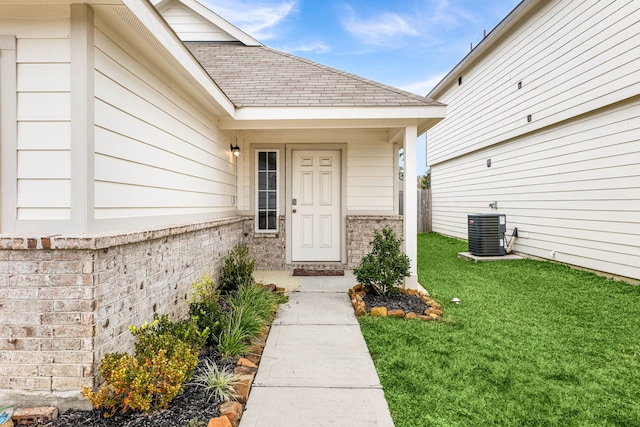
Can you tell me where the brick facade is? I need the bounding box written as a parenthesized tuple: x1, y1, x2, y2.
(347, 215, 404, 268)
(0, 217, 245, 410)
(0, 214, 402, 409)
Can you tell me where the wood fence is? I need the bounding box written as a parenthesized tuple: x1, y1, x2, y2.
(399, 189, 432, 233)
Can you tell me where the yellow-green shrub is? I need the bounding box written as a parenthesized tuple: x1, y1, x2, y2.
(82, 316, 204, 418)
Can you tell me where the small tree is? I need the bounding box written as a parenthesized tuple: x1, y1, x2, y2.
(219, 244, 255, 293)
(353, 227, 410, 297)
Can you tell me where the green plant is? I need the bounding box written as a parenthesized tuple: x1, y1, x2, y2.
(353, 227, 410, 297)
(82, 341, 198, 417)
(216, 311, 251, 362)
(219, 244, 256, 293)
(189, 274, 224, 343)
(82, 316, 205, 418)
(191, 359, 240, 403)
(187, 418, 206, 427)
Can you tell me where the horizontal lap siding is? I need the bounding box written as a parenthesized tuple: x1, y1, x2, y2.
(93, 24, 234, 220)
(428, 0, 640, 165)
(13, 19, 71, 220)
(347, 142, 395, 210)
(162, 4, 235, 42)
(431, 98, 640, 279)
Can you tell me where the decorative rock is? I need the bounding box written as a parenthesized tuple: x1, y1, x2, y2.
(276, 287, 286, 293)
(353, 284, 364, 292)
(244, 352, 261, 365)
(355, 291, 367, 298)
(354, 294, 364, 302)
(234, 365, 257, 376)
(432, 309, 443, 316)
(219, 401, 244, 427)
(233, 374, 255, 404)
(387, 309, 405, 318)
(348, 288, 354, 297)
(237, 358, 258, 369)
(355, 303, 367, 317)
(430, 302, 442, 310)
(208, 415, 233, 427)
(405, 312, 417, 319)
(417, 315, 432, 321)
(370, 306, 388, 317)
(424, 308, 432, 316)
(429, 313, 439, 320)
(405, 289, 418, 296)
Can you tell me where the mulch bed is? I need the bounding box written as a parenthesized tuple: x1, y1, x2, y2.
(44, 347, 231, 427)
(292, 269, 344, 276)
(362, 292, 428, 314)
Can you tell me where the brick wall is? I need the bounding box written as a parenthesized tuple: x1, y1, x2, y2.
(347, 215, 404, 268)
(0, 217, 245, 410)
(243, 216, 286, 269)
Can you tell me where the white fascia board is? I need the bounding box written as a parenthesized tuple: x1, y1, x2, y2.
(219, 105, 446, 131)
(232, 105, 446, 121)
(121, 0, 236, 116)
(176, 0, 262, 46)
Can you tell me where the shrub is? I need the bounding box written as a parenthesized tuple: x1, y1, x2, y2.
(353, 227, 410, 297)
(82, 316, 205, 418)
(219, 244, 255, 293)
(189, 274, 224, 344)
(216, 310, 251, 362)
(191, 359, 240, 403)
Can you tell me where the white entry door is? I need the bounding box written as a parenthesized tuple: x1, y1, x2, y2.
(291, 150, 341, 262)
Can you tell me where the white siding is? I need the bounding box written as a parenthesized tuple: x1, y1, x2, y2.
(10, 16, 72, 220)
(431, 98, 640, 280)
(241, 129, 396, 213)
(161, 4, 236, 42)
(428, 0, 640, 165)
(93, 22, 236, 221)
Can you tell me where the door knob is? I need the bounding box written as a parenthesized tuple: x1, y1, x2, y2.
(292, 209, 297, 213)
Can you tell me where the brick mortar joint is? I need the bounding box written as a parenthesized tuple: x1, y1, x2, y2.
(0, 216, 252, 251)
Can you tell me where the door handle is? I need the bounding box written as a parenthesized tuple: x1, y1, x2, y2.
(292, 209, 297, 213)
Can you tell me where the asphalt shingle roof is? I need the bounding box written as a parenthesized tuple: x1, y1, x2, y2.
(185, 42, 444, 108)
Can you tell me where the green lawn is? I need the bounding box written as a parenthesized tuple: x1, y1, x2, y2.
(359, 233, 640, 427)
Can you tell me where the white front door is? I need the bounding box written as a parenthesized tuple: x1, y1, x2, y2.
(291, 150, 341, 262)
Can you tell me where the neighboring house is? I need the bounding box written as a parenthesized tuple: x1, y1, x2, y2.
(426, 0, 639, 281)
(0, 0, 445, 407)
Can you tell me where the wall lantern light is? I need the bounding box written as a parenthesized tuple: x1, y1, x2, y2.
(230, 144, 241, 157)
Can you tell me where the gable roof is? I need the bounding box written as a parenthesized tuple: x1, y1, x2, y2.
(186, 42, 443, 109)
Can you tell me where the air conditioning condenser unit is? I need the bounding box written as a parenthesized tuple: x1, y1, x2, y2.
(467, 214, 506, 256)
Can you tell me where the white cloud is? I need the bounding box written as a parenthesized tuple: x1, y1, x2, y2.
(279, 41, 331, 54)
(340, 4, 419, 46)
(398, 73, 447, 96)
(201, 0, 298, 41)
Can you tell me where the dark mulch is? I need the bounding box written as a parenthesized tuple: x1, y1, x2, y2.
(44, 347, 231, 427)
(292, 269, 344, 276)
(362, 292, 428, 314)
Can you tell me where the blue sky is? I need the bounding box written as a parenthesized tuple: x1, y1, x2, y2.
(200, 0, 522, 173)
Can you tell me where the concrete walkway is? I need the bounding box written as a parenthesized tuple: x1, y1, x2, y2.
(240, 271, 395, 427)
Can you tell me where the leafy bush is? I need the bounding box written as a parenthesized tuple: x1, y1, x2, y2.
(189, 274, 224, 344)
(219, 244, 255, 293)
(191, 359, 240, 402)
(353, 227, 410, 297)
(82, 316, 205, 418)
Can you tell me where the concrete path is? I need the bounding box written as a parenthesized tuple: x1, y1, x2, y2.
(240, 271, 395, 427)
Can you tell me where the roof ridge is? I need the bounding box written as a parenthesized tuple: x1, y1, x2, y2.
(261, 46, 438, 104)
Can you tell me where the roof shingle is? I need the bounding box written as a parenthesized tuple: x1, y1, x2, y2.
(186, 43, 444, 108)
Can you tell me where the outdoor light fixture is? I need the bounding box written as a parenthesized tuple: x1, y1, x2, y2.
(230, 144, 241, 157)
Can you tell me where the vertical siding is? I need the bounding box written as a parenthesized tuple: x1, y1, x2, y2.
(161, 4, 236, 42)
(428, 0, 640, 165)
(431, 98, 640, 279)
(13, 24, 72, 220)
(93, 22, 236, 221)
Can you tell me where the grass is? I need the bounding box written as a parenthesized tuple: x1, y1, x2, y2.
(359, 233, 640, 427)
